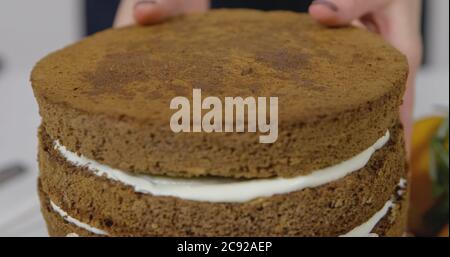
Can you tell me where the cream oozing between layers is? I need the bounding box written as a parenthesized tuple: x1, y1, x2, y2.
(341, 178, 407, 237)
(53, 131, 390, 203)
(50, 201, 108, 236)
(50, 177, 406, 237)
(50, 130, 402, 237)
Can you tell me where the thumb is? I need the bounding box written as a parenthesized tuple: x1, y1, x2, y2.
(134, 0, 181, 25)
(309, 0, 391, 26)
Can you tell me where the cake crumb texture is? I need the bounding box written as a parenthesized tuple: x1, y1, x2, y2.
(38, 123, 407, 236)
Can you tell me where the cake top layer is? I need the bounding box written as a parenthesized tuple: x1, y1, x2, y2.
(31, 9, 407, 125)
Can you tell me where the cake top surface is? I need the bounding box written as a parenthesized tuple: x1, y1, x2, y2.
(31, 9, 407, 124)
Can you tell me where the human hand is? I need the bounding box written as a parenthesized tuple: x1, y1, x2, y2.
(309, 0, 423, 154)
(114, 0, 208, 27)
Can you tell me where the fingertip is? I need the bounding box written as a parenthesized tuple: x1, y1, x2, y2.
(134, 1, 165, 25)
(309, 4, 344, 27)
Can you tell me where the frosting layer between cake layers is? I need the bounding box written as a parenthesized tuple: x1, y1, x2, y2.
(48, 176, 406, 237)
(53, 131, 390, 203)
(43, 130, 406, 237)
(39, 123, 407, 236)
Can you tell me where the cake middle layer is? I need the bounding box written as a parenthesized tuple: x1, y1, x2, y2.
(38, 123, 406, 236)
(52, 131, 390, 203)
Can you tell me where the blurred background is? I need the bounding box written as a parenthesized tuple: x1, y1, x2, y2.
(0, 0, 448, 237)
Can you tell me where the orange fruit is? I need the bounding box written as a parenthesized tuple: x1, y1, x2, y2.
(438, 224, 449, 237)
(408, 117, 444, 235)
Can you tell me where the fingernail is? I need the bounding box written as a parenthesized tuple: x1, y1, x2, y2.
(364, 21, 379, 34)
(135, 0, 158, 8)
(311, 0, 339, 12)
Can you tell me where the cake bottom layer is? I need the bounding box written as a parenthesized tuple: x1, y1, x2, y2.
(38, 124, 408, 236)
(39, 182, 408, 237)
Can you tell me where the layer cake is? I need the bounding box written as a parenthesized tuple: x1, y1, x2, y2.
(31, 9, 409, 237)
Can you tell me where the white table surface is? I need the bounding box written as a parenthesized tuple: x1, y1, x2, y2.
(0, 66, 448, 237)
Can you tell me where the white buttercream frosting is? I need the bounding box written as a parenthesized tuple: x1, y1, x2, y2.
(340, 178, 407, 237)
(340, 200, 394, 237)
(51, 178, 404, 238)
(397, 178, 407, 197)
(53, 131, 390, 203)
(50, 201, 108, 236)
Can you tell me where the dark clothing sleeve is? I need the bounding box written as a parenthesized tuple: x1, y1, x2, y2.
(85, 0, 312, 35)
(211, 0, 313, 12)
(85, 0, 121, 36)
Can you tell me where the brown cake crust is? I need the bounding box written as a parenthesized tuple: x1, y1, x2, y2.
(31, 10, 408, 178)
(38, 124, 407, 237)
(39, 185, 408, 237)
